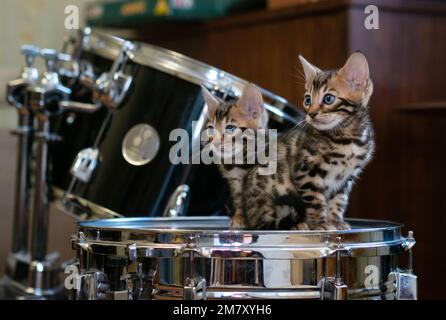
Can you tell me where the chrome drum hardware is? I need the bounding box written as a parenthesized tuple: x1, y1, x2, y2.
(70, 217, 417, 300)
(3, 43, 81, 299)
(70, 148, 100, 183)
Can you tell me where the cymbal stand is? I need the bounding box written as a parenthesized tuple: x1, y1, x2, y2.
(2, 46, 73, 299)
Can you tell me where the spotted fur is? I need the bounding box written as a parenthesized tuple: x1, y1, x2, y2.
(242, 52, 375, 230)
(201, 84, 268, 228)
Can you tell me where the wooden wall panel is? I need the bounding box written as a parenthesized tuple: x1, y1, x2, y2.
(119, 0, 446, 298)
(133, 10, 349, 105)
(347, 6, 446, 299)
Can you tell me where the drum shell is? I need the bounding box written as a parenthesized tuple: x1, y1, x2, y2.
(67, 62, 217, 216)
(152, 254, 399, 300)
(65, 61, 298, 217)
(74, 245, 401, 300)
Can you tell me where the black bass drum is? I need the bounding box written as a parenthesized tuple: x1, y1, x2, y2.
(54, 28, 302, 219)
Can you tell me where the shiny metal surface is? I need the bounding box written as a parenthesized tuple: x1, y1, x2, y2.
(7, 44, 41, 254)
(30, 116, 51, 261)
(72, 217, 416, 300)
(10, 111, 33, 254)
(387, 270, 417, 300)
(75, 217, 404, 258)
(70, 147, 99, 183)
(4, 44, 72, 299)
(162, 184, 190, 217)
(4, 251, 63, 297)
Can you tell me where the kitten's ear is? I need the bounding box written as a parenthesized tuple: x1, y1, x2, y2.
(298, 55, 321, 82)
(238, 83, 264, 120)
(338, 52, 370, 91)
(201, 86, 220, 117)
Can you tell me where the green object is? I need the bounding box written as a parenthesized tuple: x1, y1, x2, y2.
(86, 0, 265, 26)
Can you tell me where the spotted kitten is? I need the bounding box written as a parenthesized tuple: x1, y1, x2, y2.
(243, 52, 375, 230)
(202, 84, 268, 228)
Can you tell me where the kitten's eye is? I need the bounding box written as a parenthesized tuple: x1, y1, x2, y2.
(303, 95, 312, 107)
(225, 125, 237, 134)
(206, 125, 215, 135)
(323, 94, 336, 105)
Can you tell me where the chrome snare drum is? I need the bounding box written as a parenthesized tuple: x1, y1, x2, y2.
(70, 217, 417, 300)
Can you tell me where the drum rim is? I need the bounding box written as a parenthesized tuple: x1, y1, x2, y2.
(74, 216, 406, 258)
(76, 216, 403, 235)
(78, 27, 300, 123)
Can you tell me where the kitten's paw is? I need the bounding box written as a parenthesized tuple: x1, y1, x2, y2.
(295, 223, 310, 230)
(229, 215, 246, 229)
(332, 221, 351, 230)
(310, 222, 337, 231)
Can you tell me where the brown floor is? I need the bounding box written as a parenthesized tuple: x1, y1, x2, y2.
(0, 128, 75, 276)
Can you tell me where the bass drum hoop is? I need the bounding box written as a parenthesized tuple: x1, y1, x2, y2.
(80, 27, 299, 124)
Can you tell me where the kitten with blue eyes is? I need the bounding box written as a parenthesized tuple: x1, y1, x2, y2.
(242, 52, 375, 230)
(201, 84, 268, 228)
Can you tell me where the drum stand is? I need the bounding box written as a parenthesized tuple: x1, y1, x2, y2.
(1, 46, 73, 299)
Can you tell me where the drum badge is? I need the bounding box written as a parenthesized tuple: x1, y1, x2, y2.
(122, 124, 160, 166)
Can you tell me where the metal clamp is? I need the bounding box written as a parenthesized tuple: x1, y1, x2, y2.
(387, 269, 417, 300)
(70, 147, 100, 183)
(7, 45, 41, 109)
(387, 231, 417, 300)
(21, 45, 40, 82)
(39, 48, 72, 97)
(73, 270, 109, 300)
(183, 276, 207, 300)
(58, 60, 102, 114)
(91, 41, 134, 109)
(322, 236, 349, 300)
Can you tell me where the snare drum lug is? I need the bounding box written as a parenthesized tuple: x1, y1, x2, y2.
(183, 276, 207, 300)
(127, 243, 137, 261)
(74, 271, 109, 300)
(322, 277, 348, 300)
(76, 232, 91, 252)
(387, 269, 418, 300)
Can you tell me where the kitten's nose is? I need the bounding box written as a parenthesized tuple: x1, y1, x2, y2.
(308, 110, 318, 118)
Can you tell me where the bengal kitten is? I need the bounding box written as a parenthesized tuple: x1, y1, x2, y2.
(243, 52, 375, 230)
(201, 84, 268, 228)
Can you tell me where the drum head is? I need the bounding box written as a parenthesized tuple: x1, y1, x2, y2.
(78, 216, 400, 233)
